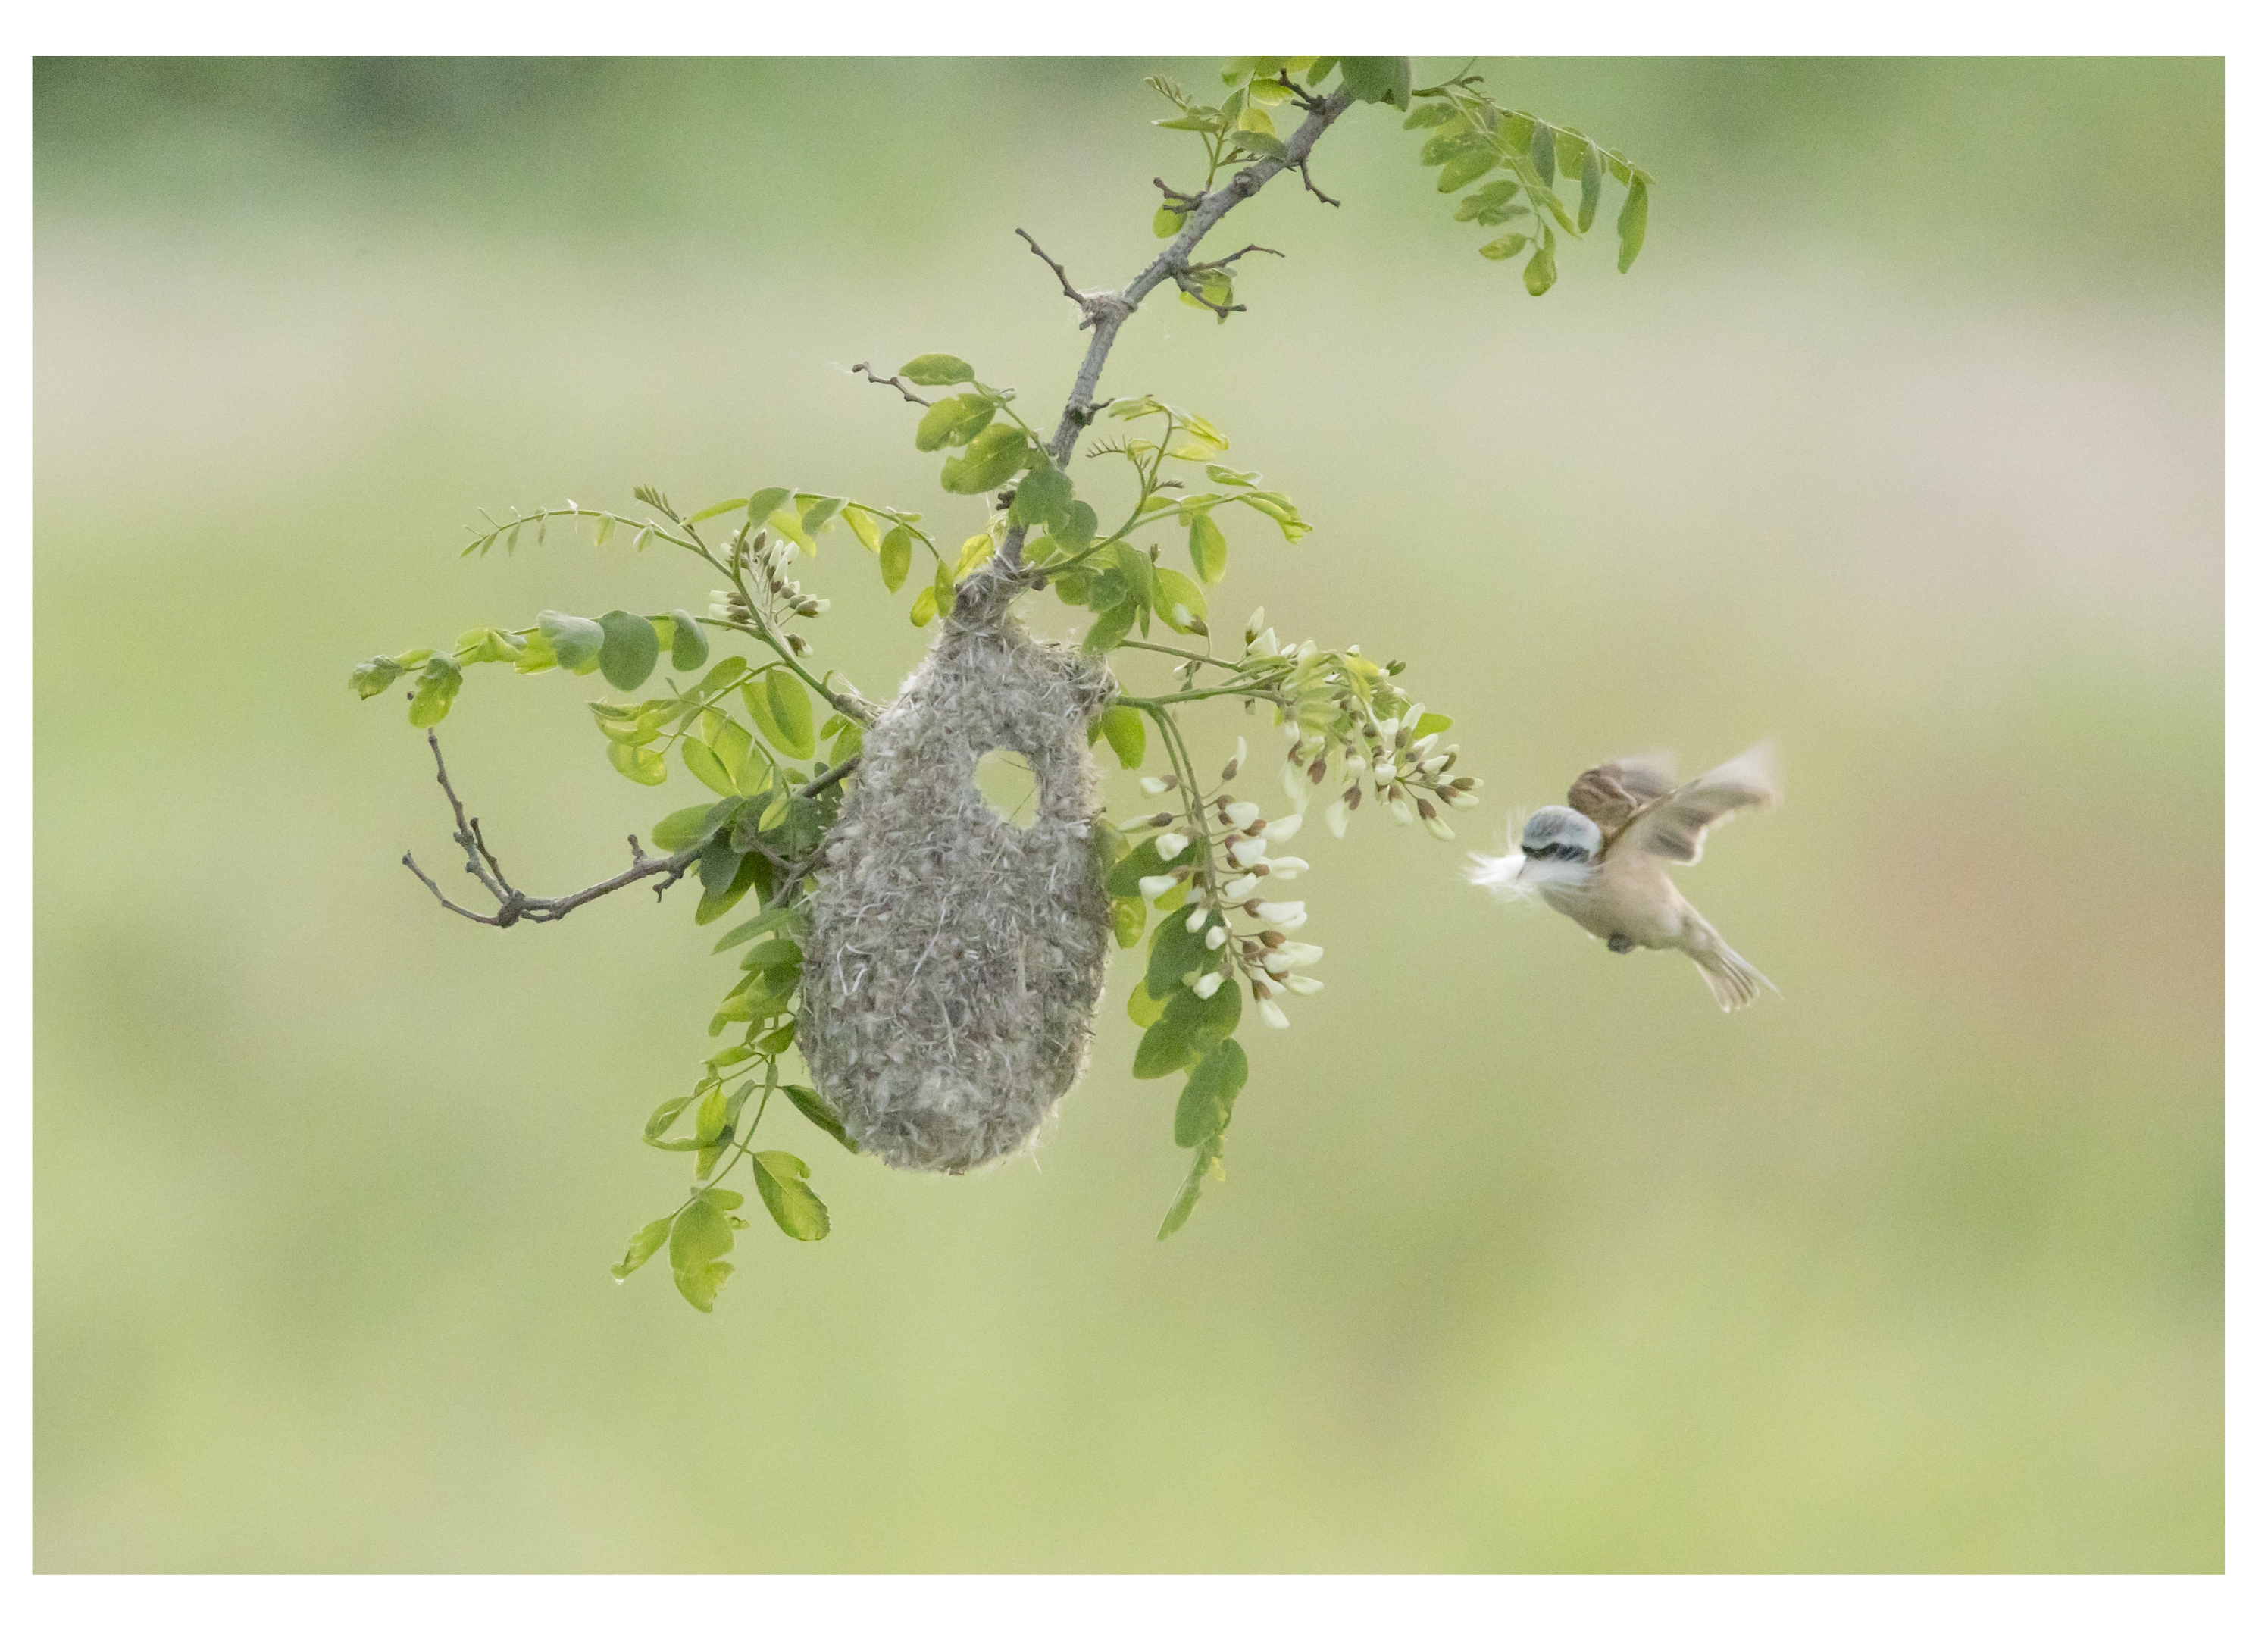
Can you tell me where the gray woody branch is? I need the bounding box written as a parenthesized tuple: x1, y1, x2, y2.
(957, 83, 1358, 619)
(402, 729, 856, 928)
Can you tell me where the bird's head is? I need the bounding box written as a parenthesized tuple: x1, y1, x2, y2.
(1519, 806, 1603, 865)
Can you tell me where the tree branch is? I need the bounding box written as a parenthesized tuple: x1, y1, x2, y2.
(402, 730, 702, 926)
(959, 84, 1357, 618)
(401, 732, 865, 928)
(849, 362, 931, 406)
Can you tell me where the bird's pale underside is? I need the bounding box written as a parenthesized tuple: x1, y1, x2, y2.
(1467, 743, 1781, 1011)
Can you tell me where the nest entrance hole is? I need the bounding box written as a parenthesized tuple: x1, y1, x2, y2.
(973, 747, 1041, 830)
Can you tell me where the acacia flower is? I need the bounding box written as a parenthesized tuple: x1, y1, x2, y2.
(1283, 975, 1325, 996)
(1262, 812, 1303, 841)
(1154, 831, 1190, 862)
(1203, 924, 1228, 950)
(1265, 855, 1309, 878)
(1137, 874, 1177, 901)
(1254, 900, 1306, 926)
(1258, 999, 1290, 1029)
(1226, 836, 1268, 869)
(1190, 972, 1225, 1000)
(1223, 800, 1260, 828)
(1185, 905, 1209, 934)
(1140, 775, 1176, 796)
(1217, 874, 1260, 903)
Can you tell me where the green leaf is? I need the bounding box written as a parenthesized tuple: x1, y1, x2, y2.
(746, 669, 815, 758)
(900, 353, 975, 386)
(1153, 568, 1207, 634)
(712, 913, 799, 959)
(1578, 142, 1604, 233)
(1174, 1038, 1249, 1148)
(1161, 1142, 1215, 1233)
(1419, 129, 1484, 167)
(1128, 975, 1167, 1026)
(1528, 121, 1557, 187)
(880, 527, 913, 593)
(1437, 150, 1496, 193)
(784, 1085, 859, 1153)
(1082, 599, 1136, 656)
(1132, 981, 1241, 1080)
(669, 611, 710, 671)
(799, 495, 843, 536)
(1153, 205, 1184, 239)
(1099, 704, 1146, 770)
(643, 1095, 693, 1141)
(1009, 462, 1074, 531)
(1054, 500, 1098, 554)
(611, 1216, 673, 1282)
(745, 487, 793, 528)
(1339, 57, 1411, 111)
(608, 740, 668, 784)
(684, 655, 750, 702)
(694, 848, 767, 928)
(909, 586, 939, 627)
(350, 655, 404, 699)
(1524, 231, 1559, 297)
(1106, 837, 1168, 899)
(1479, 233, 1528, 261)
(1403, 102, 1459, 130)
(407, 654, 463, 727)
(537, 611, 605, 673)
(844, 506, 885, 552)
(1616, 175, 1649, 273)
(668, 1196, 735, 1311)
(1230, 129, 1286, 160)
(1133, 1012, 1198, 1080)
(597, 609, 660, 692)
(653, 798, 737, 854)
(914, 393, 995, 452)
(1144, 905, 1214, 1000)
(752, 1151, 831, 1241)
(681, 737, 739, 797)
(456, 626, 525, 665)
(940, 423, 1031, 495)
(1187, 512, 1228, 584)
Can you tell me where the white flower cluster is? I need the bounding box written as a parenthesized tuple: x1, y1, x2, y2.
(1131, 737, 1324, 1031)
(1237, 608, 1482, 842)
(709, 528, 831, 654)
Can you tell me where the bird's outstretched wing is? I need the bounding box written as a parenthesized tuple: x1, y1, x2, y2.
(1620, 742, 1780, 865)
(1567, 753, 1678, 834)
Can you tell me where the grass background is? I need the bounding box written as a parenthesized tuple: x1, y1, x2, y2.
(33, 57, 2223, 1570)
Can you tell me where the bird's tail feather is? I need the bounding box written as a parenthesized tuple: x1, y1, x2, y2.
(1686, 927, 1778, 1013)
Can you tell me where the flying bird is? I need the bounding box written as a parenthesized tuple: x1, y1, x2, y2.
(1467, 743, 1782, 1011)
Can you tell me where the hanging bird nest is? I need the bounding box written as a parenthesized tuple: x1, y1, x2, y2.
(798, 602, 1118, 1172)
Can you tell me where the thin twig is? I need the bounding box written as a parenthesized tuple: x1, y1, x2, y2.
(1297, 160, 1341, 208)
(1274, 70, 1325, 114)
(1015, 229, 1082, 305)
(1152, 177, 1201, 213)
(849, 362, 931, 407)
(404, 730, 700, 927)
(1200, 244, 1284, 270)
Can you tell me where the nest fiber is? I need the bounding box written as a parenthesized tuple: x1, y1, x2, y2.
(801, 611, 1116, 1172)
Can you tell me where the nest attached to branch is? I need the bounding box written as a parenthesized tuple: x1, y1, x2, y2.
(799, 606, 1117, 1172)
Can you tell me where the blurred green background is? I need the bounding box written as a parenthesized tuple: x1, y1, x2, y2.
(33, 58, 2223, 1571)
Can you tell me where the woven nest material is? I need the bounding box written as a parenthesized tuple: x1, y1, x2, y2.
(800, 609, 1117, 1172)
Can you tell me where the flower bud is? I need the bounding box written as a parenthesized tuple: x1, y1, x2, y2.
(1137, 875, 1176, 901)
(1224, 801, 1259, 827)
(1191, 972, 1224, 1000)
(1424, 812, 1456, 841)
(1186, 905, 1209, 934)
(1262, 812, 1303, 842)
(1154, 831, 1190, 862)
(1283, 975, 1324, 996)
(1203, 924, 1228, 950)
(1140, 775, 1178, 796)
(1258, 999, 1290, 1029)
(1254, 900, 1306, 925)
